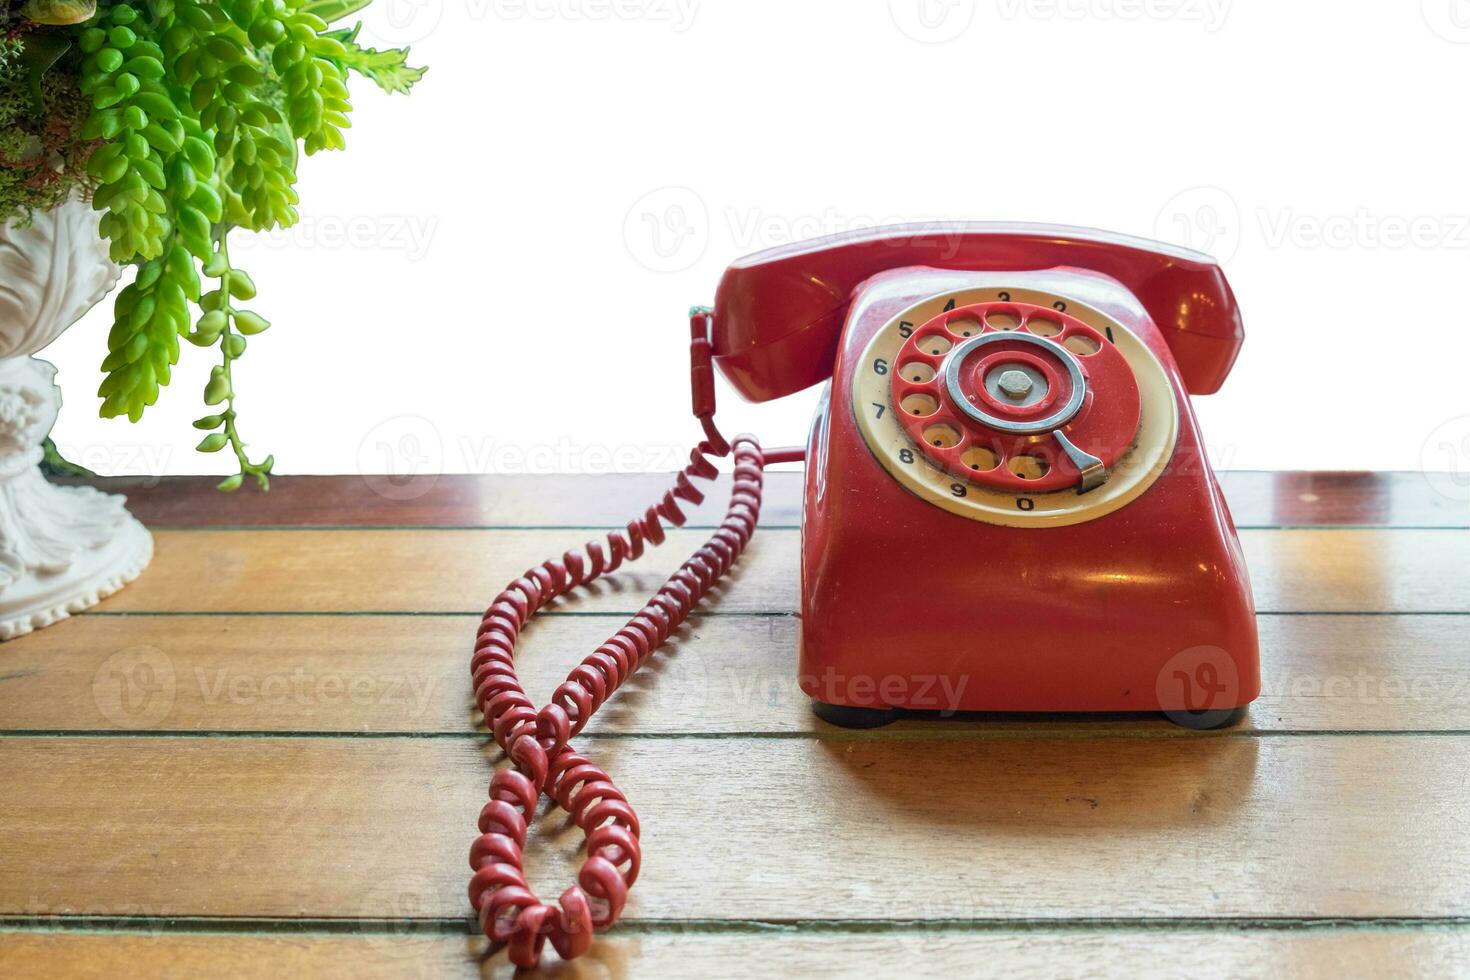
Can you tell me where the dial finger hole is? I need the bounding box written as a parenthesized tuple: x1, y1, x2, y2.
(901, 361, 936, 384)
(947, 315, 982, 338)
(919, 333, 953, 356)
(1007, 453, 1051, 481)
(1063, 333, 1102, 356)
(901, 393, 939, 417)
(922, 423, 961, 449)
(1025, 315, 1063, 337)
(985, 309, 1023, 331)
(960, 446, 1000, 472)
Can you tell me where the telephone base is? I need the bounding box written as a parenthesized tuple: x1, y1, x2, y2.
(810, 702, 1249, 731)
(810, 701, 900, 730)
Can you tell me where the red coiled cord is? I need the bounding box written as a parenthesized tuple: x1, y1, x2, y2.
(466, 433, 769, 967)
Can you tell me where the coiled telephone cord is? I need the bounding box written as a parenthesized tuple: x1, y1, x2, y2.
(466, 431, 773, 967)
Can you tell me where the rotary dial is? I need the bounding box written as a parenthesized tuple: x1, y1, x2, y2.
(851, 286, 1178, 528)
(889, 301, 1141, 494)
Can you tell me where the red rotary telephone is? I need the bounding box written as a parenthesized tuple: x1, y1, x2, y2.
(466, 223, 1259, 966)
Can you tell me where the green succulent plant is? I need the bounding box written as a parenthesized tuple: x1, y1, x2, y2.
(2, 0, 422, 489)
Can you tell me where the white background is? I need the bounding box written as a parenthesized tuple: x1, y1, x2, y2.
(43, 0, 1470, 481)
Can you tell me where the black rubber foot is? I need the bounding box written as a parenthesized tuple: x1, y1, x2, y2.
(1164, 705, 1248, 730)
(811, 701, 899, 729)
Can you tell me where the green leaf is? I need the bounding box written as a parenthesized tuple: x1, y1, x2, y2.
(227, 270, 256, 299)
(203, 372, 231, 405)
(301, 0, 375, 23)
(327, 36, 426, 96)
(196, 432, 228, 452)
(217, 473, 244, 492)
(193, 414, 225, 430)
(233, 310, 270, 334)
(197, 309, 228, 336)
(19, 0, 96, 25)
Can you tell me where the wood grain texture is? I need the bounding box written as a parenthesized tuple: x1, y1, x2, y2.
(92, 528, 1470, 615)
(8, 472, 1465, 977)
(79, 471, 1470, 529)
(4, 929, 1469, 980)
(3, 736, 1469, 921)
(1, 613, 1466, 734)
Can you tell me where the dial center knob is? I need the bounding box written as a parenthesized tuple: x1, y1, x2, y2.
(994, 368, 1037, 401)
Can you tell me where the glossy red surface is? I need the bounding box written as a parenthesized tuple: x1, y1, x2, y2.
(711, 222, 1244, 400)
(797, 266, 1259, 716)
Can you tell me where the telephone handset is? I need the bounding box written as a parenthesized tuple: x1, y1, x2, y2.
(466, 223, 1259, 967)
(710, 221, 1243, 401)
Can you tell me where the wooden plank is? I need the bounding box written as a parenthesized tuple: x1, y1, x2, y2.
(2, 736, 1468, 921)
(1243, 529, 1469, 615)
(2, 613, 1467, 734)
(79, 471, 1470, 530)
(92, 528, 1470, 615)
(4, 929, 1469, 980)
(74, 473, 808, 529)
(1219, 470, 1468, 529)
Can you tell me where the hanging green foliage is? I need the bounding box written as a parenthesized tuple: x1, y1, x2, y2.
(2, 0, 423, 488)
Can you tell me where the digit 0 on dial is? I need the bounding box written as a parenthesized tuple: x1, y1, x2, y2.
(853, 287, 1179, 527)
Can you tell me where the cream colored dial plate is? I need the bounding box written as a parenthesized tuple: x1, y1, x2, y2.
(851, 286, 1179, 528)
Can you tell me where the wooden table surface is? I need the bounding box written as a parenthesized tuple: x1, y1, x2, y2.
(0, 471, 1467, 978)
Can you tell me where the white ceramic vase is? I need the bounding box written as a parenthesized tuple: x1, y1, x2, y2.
(0, 197, 153, 639)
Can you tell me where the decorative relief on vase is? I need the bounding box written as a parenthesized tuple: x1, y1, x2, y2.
(0, 196, 121, 359)
(0, 196, 152, 639)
